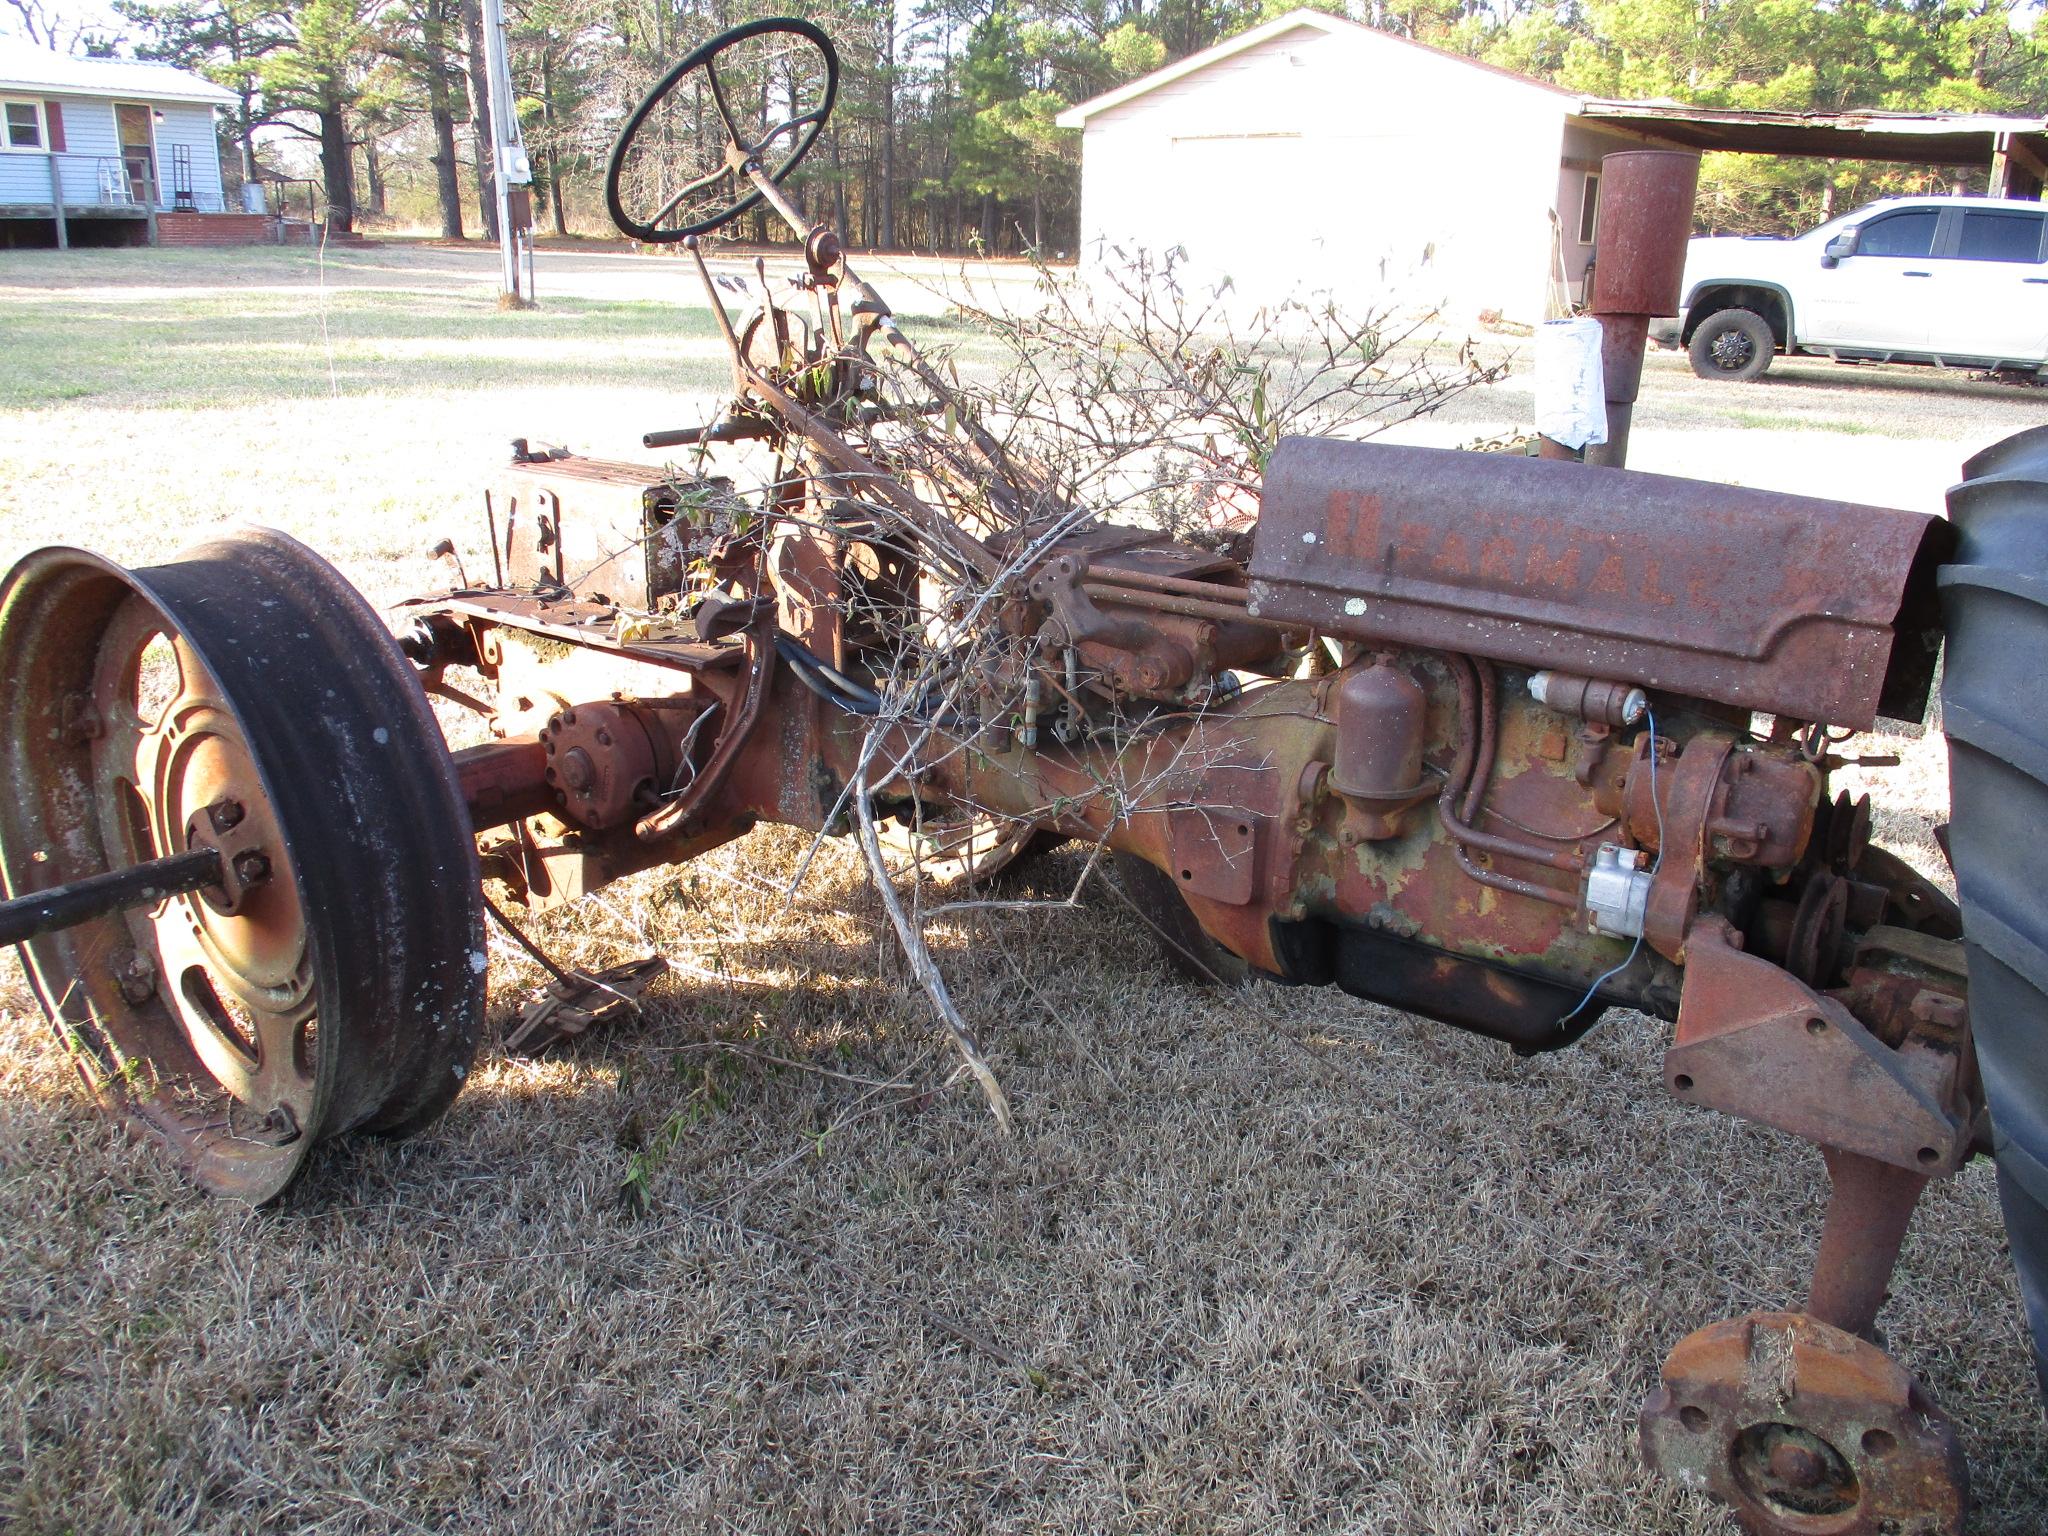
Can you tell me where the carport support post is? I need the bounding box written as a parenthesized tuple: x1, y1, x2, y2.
(1580, 150, 1699, 469)
(46, 153, 66, 249)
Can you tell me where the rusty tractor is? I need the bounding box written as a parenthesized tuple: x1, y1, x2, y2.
(1, 22, 2042, 1534)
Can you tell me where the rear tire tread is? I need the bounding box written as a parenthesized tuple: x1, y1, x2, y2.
(1939, 422, 2048, 1404)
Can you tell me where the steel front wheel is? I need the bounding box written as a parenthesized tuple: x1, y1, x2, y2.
(1688, 307, 1775, 382)
(0, 530, 486, 1201)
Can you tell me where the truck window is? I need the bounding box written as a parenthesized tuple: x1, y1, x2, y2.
(1956, 210, 2046, 264)
(1856, 211, 1938, 258)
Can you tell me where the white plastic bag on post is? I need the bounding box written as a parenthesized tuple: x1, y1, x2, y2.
(1535, 317, 1608, 450)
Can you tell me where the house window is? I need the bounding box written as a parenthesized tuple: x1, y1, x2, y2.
(1577, 172, 1600, 245)
(2, 99, 46, 152)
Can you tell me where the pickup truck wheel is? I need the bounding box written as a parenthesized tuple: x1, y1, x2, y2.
(1688, 308, 1775, 382)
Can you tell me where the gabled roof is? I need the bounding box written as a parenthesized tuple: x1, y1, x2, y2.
(0, 38, 238, 106)
(1055, 9, 1569, 129)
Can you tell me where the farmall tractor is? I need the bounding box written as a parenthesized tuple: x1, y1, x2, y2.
(1, 22, 2043, 1534)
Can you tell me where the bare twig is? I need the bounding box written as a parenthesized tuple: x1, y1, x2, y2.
(851, 768, 1013, 1131)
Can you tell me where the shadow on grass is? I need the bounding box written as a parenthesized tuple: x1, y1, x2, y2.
(1747, 360, 2046, 403)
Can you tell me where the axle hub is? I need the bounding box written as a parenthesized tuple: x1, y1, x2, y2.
(1640, 1311, 1965, 1535)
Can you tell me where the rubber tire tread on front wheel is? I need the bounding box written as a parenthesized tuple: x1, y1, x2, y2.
(1939, 422, 2048, 1407)
(1688, 307, 1774, 382)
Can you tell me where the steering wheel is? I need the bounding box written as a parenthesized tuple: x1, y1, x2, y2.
(605, 18, 839, 244)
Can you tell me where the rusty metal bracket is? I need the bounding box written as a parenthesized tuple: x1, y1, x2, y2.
(1666, 918, 1969, 1174)
(634, 622, 775, 844)
(1026, 551, 1154, 653)
(1165, 806, 1259, 906)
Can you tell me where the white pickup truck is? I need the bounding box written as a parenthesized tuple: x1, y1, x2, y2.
(1667, 195, 2048, 381)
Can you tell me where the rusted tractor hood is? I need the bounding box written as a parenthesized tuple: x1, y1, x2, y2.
(1247, 438, 1951, 729)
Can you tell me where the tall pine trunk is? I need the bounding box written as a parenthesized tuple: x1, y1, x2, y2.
(317, 99, 355, 233)
(460, 0, 498, 241)
(362, 135, 385, 215)
(878, 6, 895, 248)
(830, 124, 847, 235)
(236, 87, 258, 185)
(425, 1, 465, 238)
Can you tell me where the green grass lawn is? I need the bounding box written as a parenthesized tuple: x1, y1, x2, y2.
(0, 286, 732, 410)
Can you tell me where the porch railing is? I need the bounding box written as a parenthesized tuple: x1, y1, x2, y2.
(36, 151, 224, 248)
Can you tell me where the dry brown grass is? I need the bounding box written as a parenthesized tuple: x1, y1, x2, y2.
(1, 245, 2044, 1536)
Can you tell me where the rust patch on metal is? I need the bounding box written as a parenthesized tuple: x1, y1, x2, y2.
(1248, 437, 1951, 728)
(1667, 919, 1970, 1172)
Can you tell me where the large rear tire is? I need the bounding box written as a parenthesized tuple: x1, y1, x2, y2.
(1108, 852, 1249, 987)
(1938, 423, 2048, 1404)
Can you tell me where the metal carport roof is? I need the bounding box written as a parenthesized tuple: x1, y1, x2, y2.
(1574, 101, 2047, 197)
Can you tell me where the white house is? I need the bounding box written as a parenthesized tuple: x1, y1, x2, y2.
(0, 39, 238, 247)
(1056, 11, 1661, 324)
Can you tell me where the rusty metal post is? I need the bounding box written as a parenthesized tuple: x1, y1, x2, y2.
(1581, 150, 1699, 469)
(1805, 1145, 1930, 1339)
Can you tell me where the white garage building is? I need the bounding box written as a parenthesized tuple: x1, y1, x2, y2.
(1057, 11, 2048, 324)
(1056, 10, 1657, 324)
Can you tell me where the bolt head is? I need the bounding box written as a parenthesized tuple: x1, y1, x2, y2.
(1767, 1441, 1827, 1489)
(560, 747, 596, 794)
(114, 949, 156, 1005)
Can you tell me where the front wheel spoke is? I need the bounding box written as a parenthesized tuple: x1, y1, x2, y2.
(151, 912, 260, 1096)
(249, 996, 316, 1104)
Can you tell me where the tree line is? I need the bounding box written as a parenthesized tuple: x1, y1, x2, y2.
(15, 0, 2048, 245)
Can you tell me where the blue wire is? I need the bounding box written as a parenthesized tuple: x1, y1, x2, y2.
(1555, 704, 1663, 1030)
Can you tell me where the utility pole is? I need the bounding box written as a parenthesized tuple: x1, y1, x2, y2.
(481, 0, 534, 307)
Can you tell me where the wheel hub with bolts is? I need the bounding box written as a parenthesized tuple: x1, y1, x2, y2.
(1689, 307, 1775, 381)
(1712, 330, 1755, 369)
(1639, 1310, 1966, 1535)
